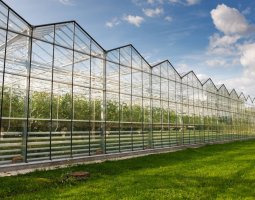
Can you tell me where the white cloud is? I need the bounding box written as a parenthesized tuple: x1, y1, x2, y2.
(165, 16, 173, 22)
(240, 43, 255, 69)
(206, 59, 226, 67)
(209, 33, 240, 48)
(123, 15, 144, 27)
(211, 4, 254, 35)
(105, 18, 121, 28)
(207, 4, 255, 96)
(242, 7, 251, 15)
(147, 0, 161, 4)
(133, 0, 164, 6)
(216, 43, 255, 96)
(168, 0, 181, 3)
(143, 7, 164, 17)
(186, 0, 200, 6)
(59, 0, 75, 5)
(147, 0, 155, 4)
(207, 33, 240, 56)
(146, 0, 164, 4)
(168, 0, 200, 6)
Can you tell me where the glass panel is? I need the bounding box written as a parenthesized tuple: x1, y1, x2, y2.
(31, 39, 53, 80)
(73, 86, 90, 121)
(5, 32, 29, 76)
(8, 10, 30, 35)
(106, 61, 119, 92)
(106, 49, 119, 63)
(53, 46, 73, 84)
(120, 65, 131, 95)
(33, 25, 54, 43)
(74, 52, 90, 87)
(91, 57, 103, 90)
(27, 78, 51, 161)
(0, 1, 8, 29)
(91, 41, 104, 59)
(0, 29, 7, 72)
(55, 23, 74, 49)
(106, 92, 119, 153)
(0, 74, 26, 165)
(74, 25, 90, 54)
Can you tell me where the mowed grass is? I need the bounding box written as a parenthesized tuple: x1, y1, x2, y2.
(1, 140, 255, 200)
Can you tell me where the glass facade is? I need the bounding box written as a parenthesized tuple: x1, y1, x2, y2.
(0, 1, 255, 166)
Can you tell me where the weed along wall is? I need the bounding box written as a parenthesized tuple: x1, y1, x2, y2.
(0, 0, 255, 170)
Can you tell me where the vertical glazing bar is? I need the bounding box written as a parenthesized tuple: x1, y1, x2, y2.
(192, 77, 195, 144)
(213, 91, 216, 142)
(160, 65, 163, 148)
(211, 91, 213, 143)
(24, 28, 33, 162)
(167, 68, 170, 147)
(177, 79, 180, 145)
(202, 89, 205, 143)
(206, 89, 209, 143)
(118, 49, 121, 152)
(216, 92, 219, 142)
(89, 40, 91, 155)
(180, 78, 184, 145)
(230, 97, 232, 141)
(187, 81, 190, 144)
(50, 25, 56, 160)
(238, 99, 240, 139)
(174, 76, 178, 145)
(141, 60, 144, 149)
(0, 9, 9, 152)
(201, 87, 204, 143)
(70, 23, 75, 157)
(149, 67, 153, 148)
(175, 78, 178, 145)
(219, 94, 221, 142)
(101, 51, 106, 154)
(130, 48, 133, 151)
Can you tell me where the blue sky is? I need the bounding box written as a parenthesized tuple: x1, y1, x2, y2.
(4, 0, 255, 97)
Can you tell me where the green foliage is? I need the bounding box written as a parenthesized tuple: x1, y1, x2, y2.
(106, 100, 119, 122)
(0, 86, 252, 134)
(152, 107, 161, 123)
(30, 91, 51, 119)
(2, 88, 25, 118)
(73, 97, 90, 120)
(58, 93, 72, 119)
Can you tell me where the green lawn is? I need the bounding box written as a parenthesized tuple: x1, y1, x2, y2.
(1, 140, 255, 200)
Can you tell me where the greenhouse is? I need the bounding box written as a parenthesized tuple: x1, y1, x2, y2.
(0, 0, 255, 167)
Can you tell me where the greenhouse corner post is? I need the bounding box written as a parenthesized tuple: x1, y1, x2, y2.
(149, 67, 153, 148)
(23, 27, 33, 162)
(141, 58, 145, 149)
(167, 67, 171, 147)
(70, 22, 75, 158)
(88, 40, 92, 156)
(202, 88, 205, 143)
(216, 93, 219, 142)
(0, 9, 9, 146)
(131, 48, 133, 151)
(118, 49, 121, 152)
(160, 64, 163, 148)
(180, 79, 184, 145)
(49, 24, 56, 160)
(101, 53, 106, 154)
